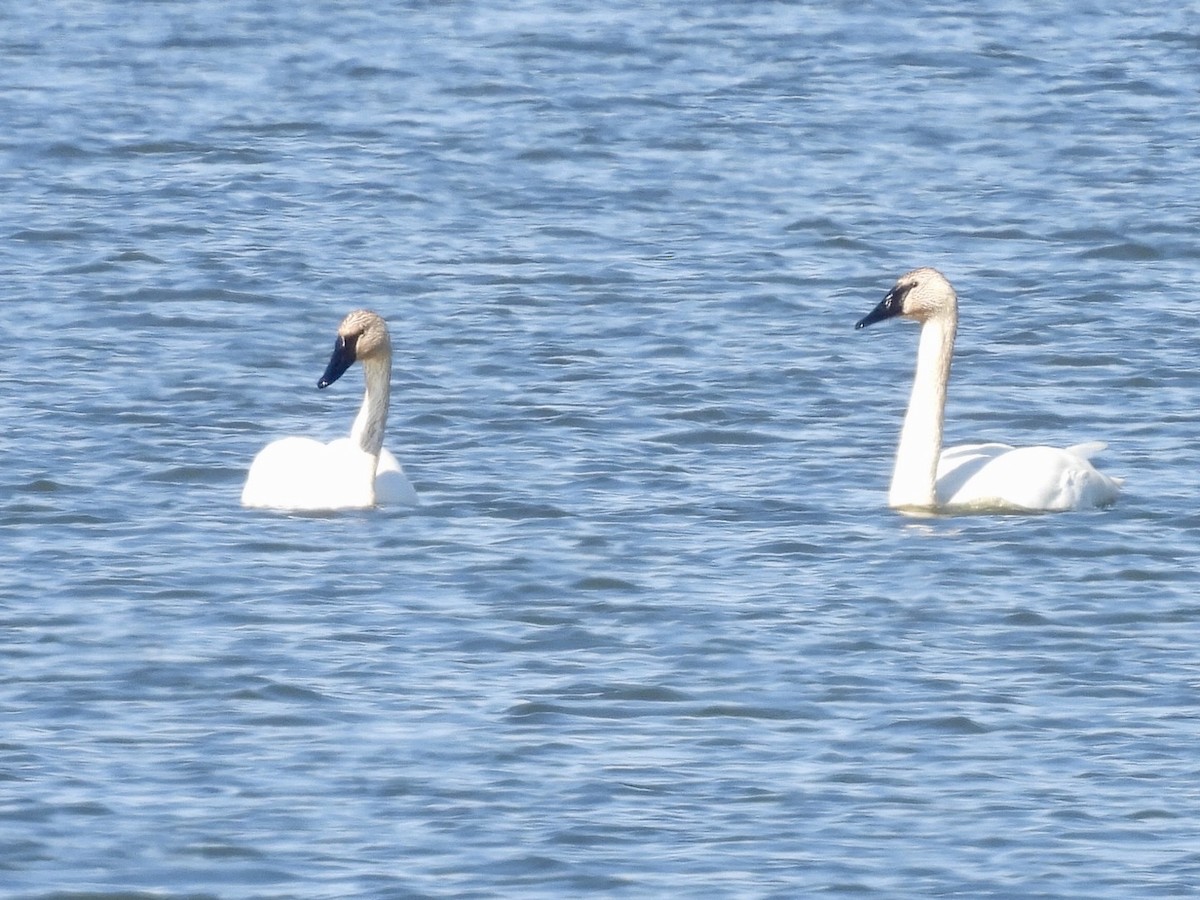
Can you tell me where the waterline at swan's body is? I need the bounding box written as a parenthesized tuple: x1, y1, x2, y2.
(856, 268, 1121, 515)
(241, 309, 417, 511)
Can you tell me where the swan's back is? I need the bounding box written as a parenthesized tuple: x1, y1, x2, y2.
(937, 441, 1122, 512)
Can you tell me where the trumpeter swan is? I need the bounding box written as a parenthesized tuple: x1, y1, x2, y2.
(855, 268, 1121, 514)
(241, 309, 417, 510)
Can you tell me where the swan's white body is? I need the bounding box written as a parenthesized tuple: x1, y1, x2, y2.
(242, 310, 417, 511)
(857, 268, 1121, 514)
(241, 438, 414, 510)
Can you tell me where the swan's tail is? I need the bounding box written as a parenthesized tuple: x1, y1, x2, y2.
(1067, 441, 1108, 460)
(1067, 441, 1125, 496)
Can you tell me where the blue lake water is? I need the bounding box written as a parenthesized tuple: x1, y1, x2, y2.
(3, 2, 1199, 897)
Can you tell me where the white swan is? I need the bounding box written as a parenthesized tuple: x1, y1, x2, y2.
(856, 267, 1121, 514)
(241, 309, 417, 510)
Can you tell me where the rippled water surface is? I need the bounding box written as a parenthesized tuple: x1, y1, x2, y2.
(4, 2, 1199, 897)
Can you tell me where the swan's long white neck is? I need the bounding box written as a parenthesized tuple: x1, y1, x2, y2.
(351, 354, 391, 461)
(889, 312, 955, 511)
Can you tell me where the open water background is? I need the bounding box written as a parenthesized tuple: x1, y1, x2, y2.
(3, 2, 1199, 897)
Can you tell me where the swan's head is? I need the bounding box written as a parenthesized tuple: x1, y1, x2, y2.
(317, 309, 391, 389)
(856, 267, 957, 330)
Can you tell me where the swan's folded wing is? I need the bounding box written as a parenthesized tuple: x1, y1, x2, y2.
(244, 436, 386, 510)
(935, 442, 1014, 505)
(374, 447, 419, 506)
(938, 444, 1119, 511)
(241, 436, 330, 509)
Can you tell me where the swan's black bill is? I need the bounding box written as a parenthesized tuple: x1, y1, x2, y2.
(317, 334, 357, 389)
(855, 284, 909, 330)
